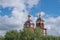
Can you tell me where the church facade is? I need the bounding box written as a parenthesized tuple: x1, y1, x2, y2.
(24, 14, 47, 36)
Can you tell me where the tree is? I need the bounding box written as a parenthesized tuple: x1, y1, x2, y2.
(34, 27, 44, 40)
(5, 30, 19, 40)
(0, 36, 4, 40)
(4, 27, 60, 40)
(19, 27, 44, 40)
(20, 28, 34, 40)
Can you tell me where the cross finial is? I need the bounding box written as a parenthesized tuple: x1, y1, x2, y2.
(28, 13, 31, 20)
(39, 13, 41, 17)
(28, 14, 31, 18)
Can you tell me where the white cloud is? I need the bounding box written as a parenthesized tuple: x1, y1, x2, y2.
(0, 11, 28, 36)
(37, 11, 60, 36)
(44, 16, 60, 36)
(0, 0, 60, 36)
(25, 0, 39, 9)
(40, 11, 45, 16)
(37, 11, 45, 17)
(0, 0, 39, 35)
(0, 0, 39, 9)
(0, 30, 6, 36)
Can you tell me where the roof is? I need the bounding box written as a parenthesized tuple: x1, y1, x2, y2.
(24, 20, 34, 25)
(36, 17, 44, 22)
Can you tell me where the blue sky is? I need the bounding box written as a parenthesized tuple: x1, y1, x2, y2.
(0, 0, 60, 17)
(41, 0, 60, 17)
(0, 6, 13, 17)
(0, 0, 60, 36)
(30, 0, 60, 17)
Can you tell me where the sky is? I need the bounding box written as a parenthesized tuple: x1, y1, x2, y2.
(0, 0, 60, 36)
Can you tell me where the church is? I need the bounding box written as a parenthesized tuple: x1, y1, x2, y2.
(24, 14, 47, 36)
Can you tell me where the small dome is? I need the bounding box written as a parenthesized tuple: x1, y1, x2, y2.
(36, 13, 44, 22)
(24, 20, 34, 25)
(36, 17, 41, 21)
(36, 17, 44, 23)
(24, 14, 34, 28)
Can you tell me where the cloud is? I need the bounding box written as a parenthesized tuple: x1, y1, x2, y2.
(0, 0, 39, 9)
(38, 11, 45, 16)
(25, 0, 40, 9)
(36, 11, 60, 36)
(44, 15, 60, 36)
(0, 0, 39, 35)
(0, 0, 60, 36)
(0, 30, 6, 36)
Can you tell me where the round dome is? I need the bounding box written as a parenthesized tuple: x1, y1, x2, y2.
(36, 17, 44, 23)
(24, 20, 34, 25)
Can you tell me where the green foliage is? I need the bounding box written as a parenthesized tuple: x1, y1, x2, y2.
(34, 27, 44, 40)
(1, 28, 60, 40)
(0, 36, 4, 40)
(20, 27, 44, 40)
(20, 28, 34, 40)
(4, 30, 19, 40)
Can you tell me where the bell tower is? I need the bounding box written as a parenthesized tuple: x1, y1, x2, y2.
(24, 14, 34, 29)
(36, 13, 44, 29)
(36, 13, 47, 36)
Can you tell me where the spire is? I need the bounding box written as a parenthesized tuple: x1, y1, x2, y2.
(39, 13, 41, 18)
(28, 13, 31, 20)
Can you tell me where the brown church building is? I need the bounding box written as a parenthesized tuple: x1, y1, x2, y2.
(24, 14, 47, 36)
